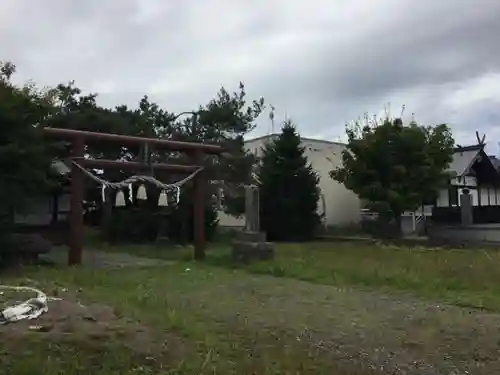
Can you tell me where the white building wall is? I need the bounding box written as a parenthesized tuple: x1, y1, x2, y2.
(434, 175, 500, 207)
(301, 140, 361, 225)
(217, 212, 245, 227)
(217, 136, 272, 227)
(477, 185, 500, 206)
(436, 189, 449, 207)
(436, 188, 479, 207)
(217, 136, 361, 227)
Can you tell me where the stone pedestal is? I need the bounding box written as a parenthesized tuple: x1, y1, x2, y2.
(460, 190, 473, 225)
(231, 185, 274, 263)
(232, 237, 274, 263)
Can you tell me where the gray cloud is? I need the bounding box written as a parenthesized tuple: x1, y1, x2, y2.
(2, 0, 500, 150)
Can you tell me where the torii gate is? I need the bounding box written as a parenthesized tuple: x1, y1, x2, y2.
(43, 127, 223, 265)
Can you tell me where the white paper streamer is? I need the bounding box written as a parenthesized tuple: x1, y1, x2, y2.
(0, 286, 60, 324)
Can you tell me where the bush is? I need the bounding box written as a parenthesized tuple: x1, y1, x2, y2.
(361, 216, 401, 238)
(102, 207, 160, 244)
(1, 233, 52, 266)
(0, 62, 55, 263)
(166, 198, 219, 243)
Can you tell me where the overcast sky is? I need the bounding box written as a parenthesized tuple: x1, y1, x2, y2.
(2, 0, 500, 152)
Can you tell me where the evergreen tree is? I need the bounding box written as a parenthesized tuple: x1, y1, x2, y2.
(0, 62, 55, 245)
(257, 121, 321, 241)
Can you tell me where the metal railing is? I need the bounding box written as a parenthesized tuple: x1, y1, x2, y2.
(360, 208, 431, 234)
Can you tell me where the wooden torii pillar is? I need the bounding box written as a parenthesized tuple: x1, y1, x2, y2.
(43, 128, 223, 265)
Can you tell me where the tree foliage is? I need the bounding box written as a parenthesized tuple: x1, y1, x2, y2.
(258, 121, 321, 241)
(0, 60, 265, 246)
(47, 79, 263, 215)
(0, 62, 55, 227)
(330, 118, 454, 225)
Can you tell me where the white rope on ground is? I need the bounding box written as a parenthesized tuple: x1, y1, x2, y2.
(71, 160, 204, 190)
(0, 285, 59, 324)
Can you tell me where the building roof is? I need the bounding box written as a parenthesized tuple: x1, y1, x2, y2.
(448, 146, 482, 176)
(490, 156, 500, 171)
(245, 135, 498, 177)
(448, 145, 486, 176)
(244, 133, 346, 147)
(51, 160, 70, 175)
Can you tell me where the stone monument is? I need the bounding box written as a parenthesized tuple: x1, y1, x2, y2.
(231, 185, 274, 263)
(244, 185, 260, 232)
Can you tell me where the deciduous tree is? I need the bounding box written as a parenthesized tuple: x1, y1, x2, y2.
(330, 118, 454, 234)
(1, 60, 266, 245)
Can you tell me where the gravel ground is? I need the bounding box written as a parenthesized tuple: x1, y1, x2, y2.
(40, 247, 174, 268)
(163, 271, 500, 375)
(22, 251, 500, 374)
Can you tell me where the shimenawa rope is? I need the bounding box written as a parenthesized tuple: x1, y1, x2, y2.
(71, 160, 203, 190)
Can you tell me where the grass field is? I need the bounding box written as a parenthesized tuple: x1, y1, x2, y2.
(2, 263, 383, 375)
(97, 240, 500, 311)
(243, 242, 500, 311)
(2, 240, 500, 374)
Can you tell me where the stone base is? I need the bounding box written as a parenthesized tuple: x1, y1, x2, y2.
(231, 240, 274, 264)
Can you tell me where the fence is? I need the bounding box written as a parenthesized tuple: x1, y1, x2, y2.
(432, 206, 500, 224)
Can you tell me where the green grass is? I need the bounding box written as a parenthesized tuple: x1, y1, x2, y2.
(94, 240, 500, 311)
(1, 264, 381, 375)
(4, 240, 500, 374)
(2, 336, 161, 375)
(244, 242, 500, 310)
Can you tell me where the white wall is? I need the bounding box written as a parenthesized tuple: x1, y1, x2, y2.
(217, 211, 245, 227)
(409, 176, 488, 212)
(478, 185, 500, 206)
(301, 140, 361, 225)
(435, 175, 500, 207)
(436, 189, 449, 207)
(217, 136, 361, 227)
(436, 187, 479, 207)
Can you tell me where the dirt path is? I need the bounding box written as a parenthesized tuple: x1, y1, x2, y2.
(41, 248, 174, 268)
(6, 259, 500, 374)
(161, 271, 500, 375)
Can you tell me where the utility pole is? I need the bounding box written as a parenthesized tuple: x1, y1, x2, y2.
(269, 105, 275, 134)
